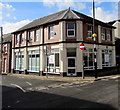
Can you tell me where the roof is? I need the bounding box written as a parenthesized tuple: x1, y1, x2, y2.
(3, 33, 12, 43)
(13, 8, 115, 33)
(108, 19, 120, 25)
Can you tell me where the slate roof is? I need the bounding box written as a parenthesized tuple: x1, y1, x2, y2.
(108, 19, 120, 25)
(13, 8, 115, 33)
(3, 33, 12, 43)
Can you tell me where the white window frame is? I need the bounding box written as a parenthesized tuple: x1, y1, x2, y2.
(35, 29, 39, 41)
(15, 52, 24, 71)
(49, 25, 54, 39)
(106, 29, 111, 41)
(83, 48, 98, 70)
(101, 28, 105, 40)
(16, 34, 20, 44)
(29, 31, 33, 42)
(102, 50, 112, 67)
(87, 25, 93, 38)
(67, 23, 75, 37)
(21, 33, 24, 44)
(45, 48, 60, 74)
(28, 50, 40, 72)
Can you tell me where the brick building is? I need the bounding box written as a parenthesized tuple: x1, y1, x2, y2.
(11, 8, 116, 76)
(2, 34, 12, 73)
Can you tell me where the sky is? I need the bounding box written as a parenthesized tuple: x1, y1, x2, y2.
(0, 0, 119, 34)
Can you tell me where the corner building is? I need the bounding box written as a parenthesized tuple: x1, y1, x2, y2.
(12, 9, 116, 76)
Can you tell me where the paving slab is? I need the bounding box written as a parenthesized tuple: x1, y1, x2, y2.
(3, 73, 120, 83)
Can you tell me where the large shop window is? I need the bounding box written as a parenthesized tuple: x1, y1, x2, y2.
(83, 49, 97, 70)
(102, 50, 112, 67)
(67, 23, 75, 37)
(15, 52, 24, 70)
(28, 50, 40, 72)
(45, 48, 60, 73)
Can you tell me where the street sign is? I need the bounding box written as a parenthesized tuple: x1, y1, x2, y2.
(80, 43, 85, 50)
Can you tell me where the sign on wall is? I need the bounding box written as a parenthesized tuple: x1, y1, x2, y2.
(49, 55, 55, 64)
(80, 43, 85, 50)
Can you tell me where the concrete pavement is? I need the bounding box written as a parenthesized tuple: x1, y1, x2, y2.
(4, 73, 120, 83)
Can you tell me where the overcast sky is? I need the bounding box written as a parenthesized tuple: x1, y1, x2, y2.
(0, 0, 119, 34)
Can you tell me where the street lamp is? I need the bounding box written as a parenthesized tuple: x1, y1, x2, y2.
(0, 27, 3, 75)
(92, 0, 98, 79)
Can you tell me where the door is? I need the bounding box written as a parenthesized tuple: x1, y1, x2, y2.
(67, 57, 76, 76)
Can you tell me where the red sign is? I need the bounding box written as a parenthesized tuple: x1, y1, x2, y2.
(80, 43, 85, 50)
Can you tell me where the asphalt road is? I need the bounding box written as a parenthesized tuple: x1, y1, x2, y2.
(1, 75, 119, 110)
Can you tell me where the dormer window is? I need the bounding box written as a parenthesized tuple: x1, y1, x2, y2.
(87, 25, 93, 38)
(67, 23, 75, 37)
(101, 28, 106, 40)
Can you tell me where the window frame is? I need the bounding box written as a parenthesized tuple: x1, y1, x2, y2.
(34, 29, 39, 42)
(49, 25, 54, 39)
(28, 31, 33, 42)
(101, 27, 106, 40)
(106, 29, 111, 41)
(28, 50, 40, 72)
(16, 34, 20, 45)
(87, 24, 93, 38)
(45, 48, 60, 73)
(67, 23, 75, 37)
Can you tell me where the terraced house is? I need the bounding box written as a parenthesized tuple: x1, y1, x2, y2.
(11, 8, 116, 76)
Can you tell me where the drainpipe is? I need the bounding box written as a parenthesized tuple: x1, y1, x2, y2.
(0, 27, 3, 75)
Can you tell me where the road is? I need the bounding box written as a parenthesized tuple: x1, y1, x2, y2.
(1, 75, 119, 110)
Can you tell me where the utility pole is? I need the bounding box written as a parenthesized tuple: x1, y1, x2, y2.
(0, 27, 3, 75)
(92, 0, 98, 79)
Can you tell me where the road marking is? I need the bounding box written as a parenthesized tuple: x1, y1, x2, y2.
(10, 84, 26, 93)
(26, 81, 32, 86)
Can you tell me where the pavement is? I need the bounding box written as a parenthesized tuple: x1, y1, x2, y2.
(2, 72, 120, 82)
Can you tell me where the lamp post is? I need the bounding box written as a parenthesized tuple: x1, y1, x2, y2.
(92, 0, 98, 79)
(0, 27, 3, 75)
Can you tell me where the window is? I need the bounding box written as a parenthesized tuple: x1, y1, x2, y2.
(67, 48, 76, 57)
(102, 50, 112, 67)
(49, 26, 54, 39)
(87, 25, 93, 38)
(101, 28, 106, 40)
(35, 29, 39, 41)
(15, 52, 24, 70)
(106, 29, 111, 41)
(83, 49, 97, 70)
(45, 48, 60, 73)
(19, 33, 24, 44)
(28, 50, 40, 72)
(4, 44, 7, 53)
(67, 23, 75, 37)
(16, 34, 20, 44)
(28, 31, 33, 42)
